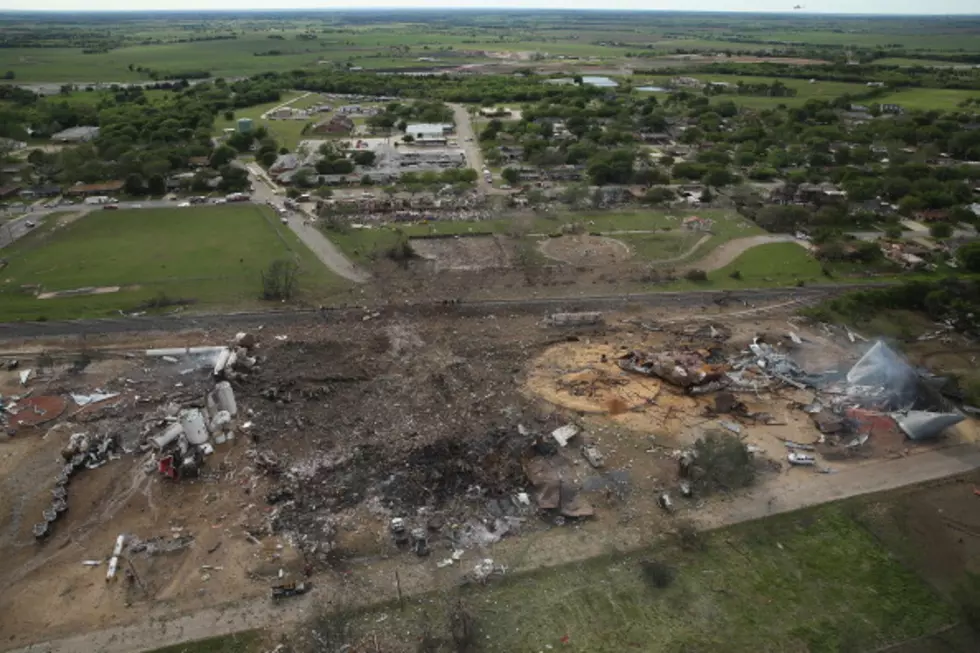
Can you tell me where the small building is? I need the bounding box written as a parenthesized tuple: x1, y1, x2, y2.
(0, 137, 27, 151)
(51, 126, 100, 143)
(312, 115, 354, 135)
(237, 118, 253, 134)
(64, 180, 124, 196)
(188, 156, 211, 168)
(19, 185, 61, 198)
(480, 107, 512, 118)
(879, 103, 904, 115)
(405, 123, 454, 143)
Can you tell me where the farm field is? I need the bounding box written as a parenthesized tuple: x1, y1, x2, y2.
(0, 204, 347, 321)
(640, 73, 869, 107)
(875, 88, 980, 111)
(873, 57, 974, 68)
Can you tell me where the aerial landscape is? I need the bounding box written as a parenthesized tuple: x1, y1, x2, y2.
(2, 6, 980, 653)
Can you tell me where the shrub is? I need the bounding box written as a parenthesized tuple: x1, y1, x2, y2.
(260, 259, 299, 301)
(640, 560, 675, 588)
(684, 269, 708, 282)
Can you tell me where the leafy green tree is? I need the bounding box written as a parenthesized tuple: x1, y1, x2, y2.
(210, 145, 237, 167)
(929, 222, 953, 239)
(147, 174, 166, 196)
(352, 150, 376, 167)
(124, 173, 145, 195)
(957, 242, 980, 272)
(259, 150, 277, 167)
(501, 167, 520, 186)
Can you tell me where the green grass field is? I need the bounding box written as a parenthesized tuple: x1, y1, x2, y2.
(325, 209, 763, 264)
(875, 88, 980, 111)
(310, 504, 955, 652)
(0, 205, 346, 321)
(872, 57, 969, 68)
(213, 93, 314, 151)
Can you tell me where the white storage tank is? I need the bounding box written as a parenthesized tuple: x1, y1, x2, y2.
(214, 381, 237, 416)
(150, 423, 183, 450)
(179, 408, 209, 445)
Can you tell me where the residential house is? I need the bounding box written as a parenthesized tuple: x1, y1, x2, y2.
(188, 156, 210, 168)
(915, 209, 950, 222)
(636, 132, 672, 145)
(857, 199, 895, 216)
(311, 115, 354, 135)
(0, 184, 22, 199)
(269, 154, 299, 175)
(19, 185, 61, 199)
(795, 182, 845, 204)
(496, 145, 524, 163)
(64, 180, 124, 196)
(51, 126, 100, 143)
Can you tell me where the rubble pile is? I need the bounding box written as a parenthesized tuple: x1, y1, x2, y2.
(21, 332, 265, 541)
(614, 330, 966, 471)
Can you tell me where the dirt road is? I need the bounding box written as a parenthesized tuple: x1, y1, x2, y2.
(246, 164, 369, 283)
(681, 234, 803, 271)
(448, 103, 492, 193)
(13, 442, 980, 653)
(260, 91, 312, 120)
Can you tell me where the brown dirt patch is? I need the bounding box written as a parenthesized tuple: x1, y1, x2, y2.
(409, 235, 513, 271)
(538, 234, 632, 266)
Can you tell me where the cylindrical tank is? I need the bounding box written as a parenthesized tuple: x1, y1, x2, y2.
(179, 409, 209, 445)
(214, 381, 237, 416)
(150, 423, 183, 450)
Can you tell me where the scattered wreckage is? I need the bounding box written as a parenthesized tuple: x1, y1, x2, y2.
(617, 331, 967, 476)
(18, 332, 263, 541)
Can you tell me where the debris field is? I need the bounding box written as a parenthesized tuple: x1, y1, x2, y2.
(0, 307, 976, 649)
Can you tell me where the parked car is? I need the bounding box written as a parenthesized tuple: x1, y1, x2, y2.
(102, 205, 119, 210)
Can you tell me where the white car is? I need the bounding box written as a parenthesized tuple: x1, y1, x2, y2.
(178, 202, 191, 207)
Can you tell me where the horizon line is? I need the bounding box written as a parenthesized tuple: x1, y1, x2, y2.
(0, 8, 978, 17)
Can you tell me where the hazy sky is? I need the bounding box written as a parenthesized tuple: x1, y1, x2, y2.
(2, 0, 977, 14)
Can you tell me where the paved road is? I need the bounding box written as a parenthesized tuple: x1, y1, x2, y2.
(10, 441, 980, 653)
(0, 283, 892, 340)
(449, 103, 492, 193)
(245, 164, 369, 283)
